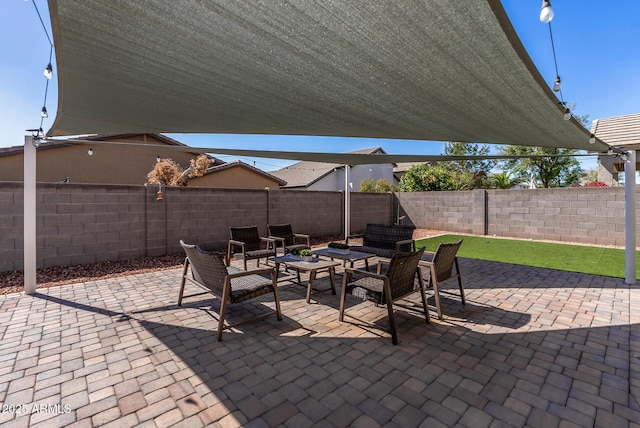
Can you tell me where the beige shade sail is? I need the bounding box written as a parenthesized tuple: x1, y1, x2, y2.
(47, 0, 609, 153)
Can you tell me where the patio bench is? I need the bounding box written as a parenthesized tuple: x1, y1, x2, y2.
(346, 223, 416, 258)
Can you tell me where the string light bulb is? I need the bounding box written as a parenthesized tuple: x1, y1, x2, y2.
(43, 63, 53, 79)
(552, 76, 561, 92)
(40, 106, 48, 118)
(156, 183, 164, 201)
(156, 155, 161, 163)
(589, 134, 596, 144)
(539, 0, 554, 23)
(88, 148, 94, 156)
(563, 107, 571, 121)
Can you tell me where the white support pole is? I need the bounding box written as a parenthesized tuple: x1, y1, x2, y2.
(624, 150, 636, 285)
(24, 136, 37, 295)
(344, 165, 350, 239)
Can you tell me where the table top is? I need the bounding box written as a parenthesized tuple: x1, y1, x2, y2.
(313, 248, 376, 262)
(270, 255, 340, 270)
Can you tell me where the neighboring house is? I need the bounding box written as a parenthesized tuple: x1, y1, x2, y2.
(393, 162, 433, 184)
(270, 147, 395, 191)
(188, 160, 286, 189)
(0, 133, 284, 189)
(591, 113, 640, 186)
(0, 133, 223, 185)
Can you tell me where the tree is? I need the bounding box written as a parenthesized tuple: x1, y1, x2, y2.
(490, 171, 515, 189)
(146, 154, 212, 186)
(399, 164, 458, 191)
(498, 146, 582, 188)
(441, 142, 496, 188)
(581, 168, 598, 184)
(359, 178, 374, 192)
(359, 178, 397, 192)
(375, 178, 396, 193)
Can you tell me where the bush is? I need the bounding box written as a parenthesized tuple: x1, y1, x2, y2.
(291, 247, 312, 256)
(584, 181, 608, 187)
(328, 242, 349, 249)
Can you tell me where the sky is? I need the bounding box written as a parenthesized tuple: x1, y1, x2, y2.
(1, 1, 638, 172)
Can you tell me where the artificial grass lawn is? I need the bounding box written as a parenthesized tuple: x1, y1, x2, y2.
(415, 234, 639, 280)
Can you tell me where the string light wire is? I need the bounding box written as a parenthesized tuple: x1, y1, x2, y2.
(31, 0, 55, 136)
(546, 22, 565, 105)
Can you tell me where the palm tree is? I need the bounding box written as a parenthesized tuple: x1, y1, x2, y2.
(490, 171, 515, 189)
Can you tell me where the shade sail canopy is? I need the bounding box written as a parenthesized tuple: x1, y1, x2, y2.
(48, 0, 609, 152)
(59, 138, 598, 165)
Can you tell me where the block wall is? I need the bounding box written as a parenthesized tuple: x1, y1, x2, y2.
(1, 182, 637, 273)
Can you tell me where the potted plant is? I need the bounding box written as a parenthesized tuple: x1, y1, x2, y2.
(291, 247, 314, 262)
(328, 242, 350, 255)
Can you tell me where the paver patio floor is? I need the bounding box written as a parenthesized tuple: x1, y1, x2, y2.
(0, 258, 638, 427)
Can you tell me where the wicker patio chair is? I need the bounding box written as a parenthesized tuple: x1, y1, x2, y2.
(419, 239, 464, 319)
(179, 241, 282, 341)
(267, 223, 311, 255)
(228, 226, 277, 270)
(339, 248, 427, 345)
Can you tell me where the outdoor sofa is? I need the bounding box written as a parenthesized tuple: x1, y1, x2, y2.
(346, 223, 416, 258)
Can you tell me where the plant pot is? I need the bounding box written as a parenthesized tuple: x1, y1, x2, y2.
(302, 255, 314, 262)
(328, 248, 349, 255)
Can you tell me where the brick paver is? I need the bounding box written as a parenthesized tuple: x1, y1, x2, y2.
(0, 257, 638, 427)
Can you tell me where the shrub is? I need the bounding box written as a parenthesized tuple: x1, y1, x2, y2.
(584, 181, 608, 187)
(291, 247, 312, 256)
(328, 242, 350, 249)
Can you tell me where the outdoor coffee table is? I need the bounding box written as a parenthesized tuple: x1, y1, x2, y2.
(271, 255, 340, 303)
(313, 248, 376, 270)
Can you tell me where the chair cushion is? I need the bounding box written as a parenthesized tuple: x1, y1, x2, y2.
(345, 277, 385, 304)
(233, 248, 274, 259)
(226, 266, 275, 303)
(349, 245, 396, 259)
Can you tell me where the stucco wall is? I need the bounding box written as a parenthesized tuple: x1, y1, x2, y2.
(187, 165, 282, 189)
(0, 136, 199, 185)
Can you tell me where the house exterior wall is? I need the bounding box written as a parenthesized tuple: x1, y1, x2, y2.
(307, 164, 395, 192)
(0, 135, 198, 185)
(2, 183, 637, 272)
(187, 166, 282, 189)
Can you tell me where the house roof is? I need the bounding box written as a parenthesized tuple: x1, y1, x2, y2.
(270, 147, 386, 188)
(46, 0, 609, 154)
(591, 113, 640, 150)
(393, 162, 432, 174)
(202, 160, 287, 186)
(0, 134, 224, 165)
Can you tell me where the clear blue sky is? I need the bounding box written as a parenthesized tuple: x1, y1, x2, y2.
(1, 1, 638, 172)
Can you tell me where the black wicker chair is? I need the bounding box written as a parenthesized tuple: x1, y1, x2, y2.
(339, 248, 427, 344)
(267, 223, 311, 255)
(179, 241, 282, 341)
(227, 226, 277, 270)
(419, 239, 464, 319)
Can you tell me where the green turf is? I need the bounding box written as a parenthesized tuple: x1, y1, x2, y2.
(415, 234, 639, 279)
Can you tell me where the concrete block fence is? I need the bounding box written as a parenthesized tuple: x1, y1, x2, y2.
(0, 182, 636, 272)
(398, 186, 638, 247)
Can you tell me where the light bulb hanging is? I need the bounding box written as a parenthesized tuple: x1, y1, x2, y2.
(563, 108, 571, 121)
(552, 76, 561, 92)
(40, 106, 48, 118)
(156, 155, 161, 163)
(539, 0, 554, 23)
(589, 134, 596, 144)
(43, 63, 53, 79)
(88, 148, 94, 156)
